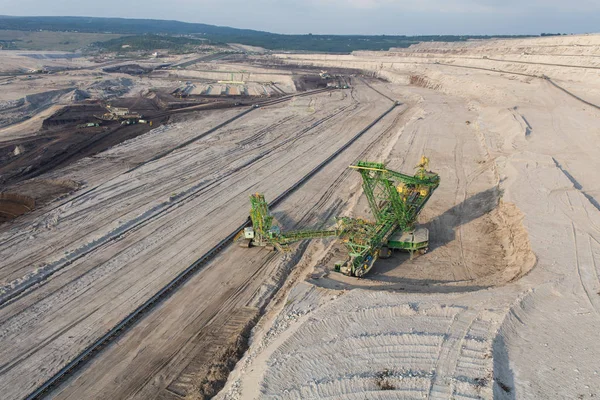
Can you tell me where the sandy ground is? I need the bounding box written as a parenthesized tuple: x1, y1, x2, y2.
(217, 35, 600, 400)
(51, 85, 403, 400)
(2, 35, 600, 400)
(0, 78, 395, 399)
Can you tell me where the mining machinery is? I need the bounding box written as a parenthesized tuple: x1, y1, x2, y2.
(240, 192, 338, 252)
(240, 157, 440, 277)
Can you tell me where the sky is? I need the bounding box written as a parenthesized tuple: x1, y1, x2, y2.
(1, 0, 599, 35)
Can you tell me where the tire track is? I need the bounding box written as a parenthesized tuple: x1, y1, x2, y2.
(22, 96, 399, 400)
(571, 223, 600, 317)
(453, 134, 474, 281)
(428, 309, 478, 399)
(0, 98, 358, 307)
(16, 88, 334, 222)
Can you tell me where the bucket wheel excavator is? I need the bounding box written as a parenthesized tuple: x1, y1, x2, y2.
(239, 157, 440, 277)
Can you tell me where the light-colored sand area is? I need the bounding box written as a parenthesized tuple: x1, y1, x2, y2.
(2, 36, 600, 400)
(219, 35, 600, 400)
(0, 80, 398, 399)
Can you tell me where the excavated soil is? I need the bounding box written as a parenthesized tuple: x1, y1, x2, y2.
(0, 192, 35, 222)
(310, 198, 535, 292)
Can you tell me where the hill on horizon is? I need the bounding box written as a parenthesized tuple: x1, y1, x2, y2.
(0, 15, 536, 53)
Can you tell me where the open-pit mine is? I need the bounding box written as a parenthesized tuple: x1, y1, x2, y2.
(0, 34, 599, 400)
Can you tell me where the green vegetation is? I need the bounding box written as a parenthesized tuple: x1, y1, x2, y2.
(0, 16, 536, 53)
(0, 29, 123, 51)
(93, 32, 528, 54)
(0, 39, 18, 50)
(95, 34, 206, 53)
(0, 16, 261, 36)
(202, 34, 515, 53)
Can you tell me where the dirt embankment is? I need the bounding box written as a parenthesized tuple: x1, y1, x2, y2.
(0, 106, 169, 185)
(0, 88, 75, 128)
(0, 99, 169, 218)
(0, 179, 80, 222)
(0, 192, 35, 222)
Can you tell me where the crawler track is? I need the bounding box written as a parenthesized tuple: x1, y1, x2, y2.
(24, 99, 400, 400)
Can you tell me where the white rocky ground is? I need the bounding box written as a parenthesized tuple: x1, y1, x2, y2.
(218, 35, 600, 400)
